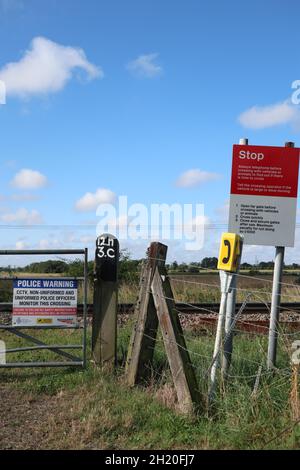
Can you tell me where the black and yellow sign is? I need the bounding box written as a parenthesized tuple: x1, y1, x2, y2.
(37, 318, 53, 324)
(217, 233, 241, 272)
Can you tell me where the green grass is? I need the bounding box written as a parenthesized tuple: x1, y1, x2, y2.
(0, 323, 299, 450)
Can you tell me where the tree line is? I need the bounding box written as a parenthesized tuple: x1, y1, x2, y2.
(1, 253, 300, 284)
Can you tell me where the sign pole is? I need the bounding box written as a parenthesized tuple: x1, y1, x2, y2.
(267, 141, 295, 369)
(209, 233, 240, 402)
(209, 275, 231, 402)
(222, 138, 248, 377)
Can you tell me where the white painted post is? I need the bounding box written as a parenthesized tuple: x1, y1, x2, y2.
(222, 138, 248, 377)
(209, 271, 233, 401)
(267, 142, 295, 369)
(222, 239, 243, 378)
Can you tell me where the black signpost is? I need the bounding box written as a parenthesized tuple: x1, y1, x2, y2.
(92, 234, 119, 369)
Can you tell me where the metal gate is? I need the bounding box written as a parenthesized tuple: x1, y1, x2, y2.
(0, 249, 88, 369)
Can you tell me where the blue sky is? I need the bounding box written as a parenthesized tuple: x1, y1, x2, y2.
(1, 0, 300, 265)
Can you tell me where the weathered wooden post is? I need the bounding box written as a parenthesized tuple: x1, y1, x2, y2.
(125, 242, 167, 385)
(92, 234, 119, 370)
(126, 241, 202, 415)
(151, 266, 202, 415)
(290, 340, 300, 421)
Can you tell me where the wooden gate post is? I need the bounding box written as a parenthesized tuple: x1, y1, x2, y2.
(125, 242, 167, 385)
(151, 266, 202, 415)
(92, 234, 119, 370)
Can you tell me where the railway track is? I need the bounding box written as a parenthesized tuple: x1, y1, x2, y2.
(1, 301, 300, 315)
(1, 302, 300, 333)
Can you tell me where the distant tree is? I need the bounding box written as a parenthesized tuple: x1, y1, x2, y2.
(188, 266, 199, 273)
(291, 263, 300, 269)
(119, 249, 141, 284)
(201, 257, 218, 269)
(178, 263, 188, 273)
(170, 261, 179, 271)
(240, 262, 252, 269)
(258, 261, 274, 270)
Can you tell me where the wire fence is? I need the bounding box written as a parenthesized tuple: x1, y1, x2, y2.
(120, 258, 300, 445)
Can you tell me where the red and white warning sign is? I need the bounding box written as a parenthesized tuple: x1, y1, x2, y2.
(228, 145, 300, 246)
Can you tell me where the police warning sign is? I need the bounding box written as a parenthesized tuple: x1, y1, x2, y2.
(12, 278, 78, 327)
(229, 144, 300, 247)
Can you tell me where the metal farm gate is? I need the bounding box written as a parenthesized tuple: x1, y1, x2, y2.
(0, 249, 88, 369)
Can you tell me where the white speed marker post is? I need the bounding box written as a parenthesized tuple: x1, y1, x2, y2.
(209, 232, 242, 402)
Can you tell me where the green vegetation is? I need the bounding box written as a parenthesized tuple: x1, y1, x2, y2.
(0, 325, 299, 450)
(0, 255, 300, 449)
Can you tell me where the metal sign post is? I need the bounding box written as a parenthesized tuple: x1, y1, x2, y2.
(209, 233, 241, 402)
(227, 139, 299, 369)
(222, 238, 243, 378)
(223, 138, 248, 376)
(267, 142, 295, 369)
(209, 270, 234, 402)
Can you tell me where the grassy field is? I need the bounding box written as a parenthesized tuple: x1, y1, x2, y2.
(0, 322, 299, 450)
(1, 270, 300, 449)
(2, 270, 300, 304)
(119, 272, 300, 304)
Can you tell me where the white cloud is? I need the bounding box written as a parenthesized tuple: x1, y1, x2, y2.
(16, 240, 28, 250)
(215, 200, 230, 222)
(11, 169, 48, 190)
(75, 188, 116, 212)
(176, 169, 221, 188)
(0, 36, 102, 99)
(127, 53, 162, 78)
(238, 100, 298, 129)
(79, 235, 95, 244)
(38, 239, 51, 250)
(1, 208, 43, 224)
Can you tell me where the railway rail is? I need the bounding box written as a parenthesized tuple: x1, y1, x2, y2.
(1, 302, 300, 334)
(1, 301, 300, 315)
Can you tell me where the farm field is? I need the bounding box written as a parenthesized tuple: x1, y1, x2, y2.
(2, 270, 300, 305)
(121, 272, 300, 304)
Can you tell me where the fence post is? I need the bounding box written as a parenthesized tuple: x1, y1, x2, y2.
(125, 242, 167, 385)
(290, 340, 300, 421)
(92, 234, 119, 370)
(151, 266, 202, 415)
(267, 141, 295, 369)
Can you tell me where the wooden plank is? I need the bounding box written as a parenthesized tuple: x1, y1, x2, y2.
(151, 267, 202, 415)
(125, 242, 167, 385)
